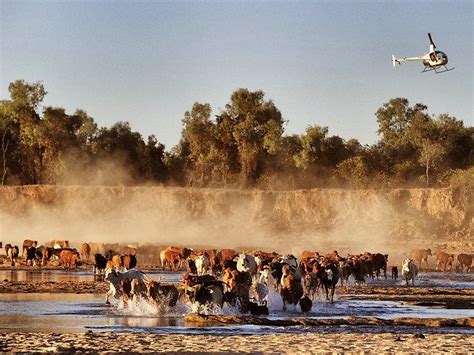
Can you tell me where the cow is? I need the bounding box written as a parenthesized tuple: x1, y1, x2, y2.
(182, 273, 225, 311)
(195, 254, 210, 276)
(280, 255, 298, 268)
(186, 283, 225, 311)
(111, 254, 123, 271)
(94, 254, 108, 275)
(435, 251, 455, 272)
(187, 259, 197, 274)
(391, 266, 398, 280)
(121, 254, 137, 270)
(60, 249, 80, 269)
(312, 261, 339, 303)
(25, 247, 39, 266)
(222, 267, 252, 312)
(165, 246, 192, 268)
(248, 300, 269, 315)
(280, 273, 303, 311)
(4, 244, 12, 257)
(89, 243, 106, 256)
(235, 253, 257, 277)
(104, 269, 150, 304)
(7, 245, 19, 266)
(402, 259, 418, 286)
(371, 253, 388, 279)
(456, 254, 473, 273)
(121, 278, 133, 306)
(205, 249, 221, 273)
(300, 251, 320, 262)
(219, 249, 238, 269)
(145, 280, 179, 308)
(299, 295, 312, 314)
(160, 250, 180, 271)
(81, 243, 91, 261)
(22, 240, 37, 255)
(51, 240, 70, 249)
(410, 249, 432, 270)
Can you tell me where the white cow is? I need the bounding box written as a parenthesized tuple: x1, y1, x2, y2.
(195, 254, 210, 276)
(280, 254, 298, 268)
(401, 258, 418, 286)
(236, 253, 257, 276)
(104, 269, 150, 304)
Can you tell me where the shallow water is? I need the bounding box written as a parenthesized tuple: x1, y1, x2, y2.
(0, 270, 180, 283)
(0, 291, 472, 334)
(0, 270, 472, 334)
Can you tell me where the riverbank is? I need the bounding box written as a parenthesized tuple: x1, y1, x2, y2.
(0, 331, 472, 352)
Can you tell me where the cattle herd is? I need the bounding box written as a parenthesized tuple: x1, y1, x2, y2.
(101, 246, 473, 316)
(0, 240, 472, 315)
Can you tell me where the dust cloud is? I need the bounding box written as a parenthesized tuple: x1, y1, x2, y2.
(1, 185, 465, 263)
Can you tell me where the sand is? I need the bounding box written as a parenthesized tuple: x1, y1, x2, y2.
(0, 331, 472, 352)
(0, 280, 108, 294)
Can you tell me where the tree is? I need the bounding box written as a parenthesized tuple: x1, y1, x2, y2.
(336, 156, 369, 188)
(0, 101, 14, 184)
(7, 80, 47, 184)
(222, 89, 285, 184)
(293, 125, 329, 169)
(376, 98, 428, 147)
(418, 141, 445, 187)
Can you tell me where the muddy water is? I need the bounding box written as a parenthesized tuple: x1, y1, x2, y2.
(0, 270, 472, 334)
(0, 292, 472, 334)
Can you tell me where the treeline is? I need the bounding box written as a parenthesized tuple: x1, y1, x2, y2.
(0, 80, 472, 188)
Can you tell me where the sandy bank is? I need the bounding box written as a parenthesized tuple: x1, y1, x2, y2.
(0, 280, 108, 294)
(0, 332, 472, 352)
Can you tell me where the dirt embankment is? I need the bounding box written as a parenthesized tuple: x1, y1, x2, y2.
(0, 186, 471, 256)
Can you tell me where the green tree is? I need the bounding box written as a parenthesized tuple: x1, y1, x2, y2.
(293, 125, 329, 169)
(418, 140, 445, 187)
(222, 89, 285, 184)
(336, 156, 369, 188)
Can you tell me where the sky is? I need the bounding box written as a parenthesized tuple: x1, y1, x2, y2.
(1, 0, 472, 149)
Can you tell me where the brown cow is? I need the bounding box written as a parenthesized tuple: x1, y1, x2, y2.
(219, 249, 238, 266)
(160, 250, 180, 271)
(22, 239, 37, 254)
(410, 249, 432, 270)
(81, 243, 91, 261)
(165, 246, 192, 267)
(111, 254, 123, 270)
(456, 254, 472, 273)
(435, 251, 455, 271)
(60, 250, 80, 269)
(122, 254, 137, 270)
(222, 267, 251, 312)
(280, 273, 303, 311)
(300, 251, 320, 262)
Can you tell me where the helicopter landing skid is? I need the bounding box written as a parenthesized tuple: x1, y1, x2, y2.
(422, 65, 455, 74)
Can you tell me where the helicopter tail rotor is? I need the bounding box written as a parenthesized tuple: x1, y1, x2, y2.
(428, 33, 436, 52)
(392, 55, 400, 67)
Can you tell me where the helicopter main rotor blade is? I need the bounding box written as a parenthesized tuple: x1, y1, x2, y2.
(428, 33, 436, 49)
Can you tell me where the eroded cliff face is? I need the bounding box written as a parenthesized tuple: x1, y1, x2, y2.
(0, 186, 471, 254)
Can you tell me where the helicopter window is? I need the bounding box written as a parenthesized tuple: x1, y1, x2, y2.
(436, 52, 446, 59)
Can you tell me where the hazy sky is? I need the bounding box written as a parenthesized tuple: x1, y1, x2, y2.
(1, 0, 472, 149)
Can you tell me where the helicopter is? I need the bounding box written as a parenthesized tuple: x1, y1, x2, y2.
(392, 33, 454, 74)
